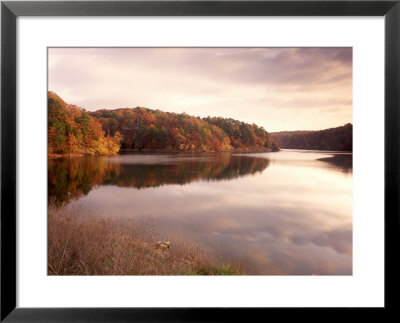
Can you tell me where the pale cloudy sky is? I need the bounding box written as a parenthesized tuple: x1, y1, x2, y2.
(48, 48, 352, 132)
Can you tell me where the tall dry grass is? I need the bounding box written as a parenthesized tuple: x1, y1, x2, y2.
(48, 205, 243, 275)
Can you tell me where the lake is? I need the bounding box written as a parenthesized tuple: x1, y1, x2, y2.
(48, 149, 352, 275)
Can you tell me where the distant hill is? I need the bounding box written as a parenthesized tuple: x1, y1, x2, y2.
(271, 124, 352, 151)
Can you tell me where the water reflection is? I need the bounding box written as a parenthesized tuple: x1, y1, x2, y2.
(318, 154, 352, 173)
(48, 150, 352, 275)
(48, 153, 270, 204)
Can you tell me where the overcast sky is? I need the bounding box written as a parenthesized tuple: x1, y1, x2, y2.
(48, 47, 352, 132)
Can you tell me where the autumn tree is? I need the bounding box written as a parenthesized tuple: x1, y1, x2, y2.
(48, 92, 121, 156)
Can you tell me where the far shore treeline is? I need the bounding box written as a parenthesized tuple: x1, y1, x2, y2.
(271, 124, 353, 152)
(48, 92, 279, 156)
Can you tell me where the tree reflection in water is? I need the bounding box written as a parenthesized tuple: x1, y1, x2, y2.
(48, 153, 270, 205)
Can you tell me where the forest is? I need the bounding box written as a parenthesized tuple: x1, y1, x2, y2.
(271, 124, 353, 151)
(48, 92, 121, 155)
(91, 108, 279, 153)
(48, 91, 279, 156)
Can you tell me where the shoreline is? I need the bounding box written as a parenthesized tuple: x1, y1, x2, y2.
(120, 147, 276, 154)
(48, 147, 278, 159)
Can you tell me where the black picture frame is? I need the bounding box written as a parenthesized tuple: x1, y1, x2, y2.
(1, 1, 399, 321)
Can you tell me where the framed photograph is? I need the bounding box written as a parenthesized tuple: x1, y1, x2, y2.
(1, 0, 399, 321)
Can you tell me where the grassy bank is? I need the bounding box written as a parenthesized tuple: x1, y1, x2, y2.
(48, 205, 243, 275)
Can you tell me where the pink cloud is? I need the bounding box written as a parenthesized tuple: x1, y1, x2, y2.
(48, 47, 352, 132)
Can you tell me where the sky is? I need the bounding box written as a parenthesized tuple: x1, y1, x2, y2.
(48, 47, 352, 132)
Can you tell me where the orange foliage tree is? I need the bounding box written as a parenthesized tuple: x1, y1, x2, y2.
(48, 92, 120, 156)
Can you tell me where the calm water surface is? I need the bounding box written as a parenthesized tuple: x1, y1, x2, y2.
(48, 150, 352, 275)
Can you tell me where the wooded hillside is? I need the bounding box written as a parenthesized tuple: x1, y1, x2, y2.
(48, 92, 279, 155)
(202, 117, 279, 152)
(90, 108, 232, 152)
(271, 124, 352, 151)
(48, 92, 121, 156)
(89, 107, 278, 153)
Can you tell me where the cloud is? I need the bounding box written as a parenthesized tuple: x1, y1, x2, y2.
(48, 47, 352, 131)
